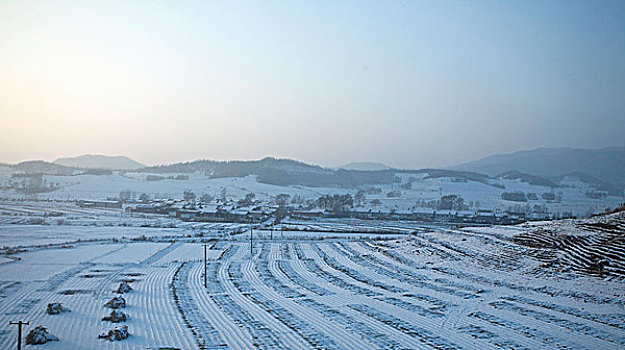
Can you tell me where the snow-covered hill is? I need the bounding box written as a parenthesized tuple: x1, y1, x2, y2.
(54, 154, 145, 170)
(335, 162, 390, 171)
(0, 168, 622, 217)
(452, 146, 625, 190)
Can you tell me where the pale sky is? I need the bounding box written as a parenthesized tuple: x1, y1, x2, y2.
(1, 1, 624, 168)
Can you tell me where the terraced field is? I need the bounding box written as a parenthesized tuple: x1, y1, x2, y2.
(512, 214, 625, 279)
(0, 215, 624, 349)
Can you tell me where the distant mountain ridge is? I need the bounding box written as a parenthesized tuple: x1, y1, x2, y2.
(336, 162, 390, 171)
(14, 160, 75, 175)
(6, 147, 624, 194)
(54, 154, 145, 170)
(139, 157, 397, 188)
(451, 147, 625, 191)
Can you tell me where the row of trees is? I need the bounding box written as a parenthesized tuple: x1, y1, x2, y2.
(317, 194, 354, 212)
(5, 174, 60, 195)
(501, 191, 563, 202)
(119, 190, 215, 203)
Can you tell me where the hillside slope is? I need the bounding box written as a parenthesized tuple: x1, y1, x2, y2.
(452, 147, 625, 190)
(54, 154, 145, 170)
(511, 210, 625, 279)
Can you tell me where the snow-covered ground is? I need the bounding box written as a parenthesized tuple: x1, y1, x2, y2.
(0, 208, 623, 349)
(1, 169, 622, 216)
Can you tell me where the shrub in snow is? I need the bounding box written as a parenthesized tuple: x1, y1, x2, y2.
(102, 309, 127, 323)
(116, 281, 132, 294)
(591, 259, 611, 274)
(104, 296, 126, 309)
(501, 191, 527, 202)
(26, 326, 59, 345)
(46, 302, 69, 315)
(98, 325, 129, 341)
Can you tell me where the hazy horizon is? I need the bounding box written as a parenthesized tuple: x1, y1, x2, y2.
(1, 1, 624, 169)
(3, 143, 625, 171)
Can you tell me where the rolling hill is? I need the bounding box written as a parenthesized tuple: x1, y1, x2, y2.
(452, 147, 625, 191)
(336, 162, 390, 171)
(54, 154, 145, 170)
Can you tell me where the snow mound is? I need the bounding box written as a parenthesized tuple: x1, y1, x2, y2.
(104, 296, 126, 309)
(115, 281, 132, 294)
(102, 309, 127, 323)
(26, 326, 59, 345)
(46, 302, 69, 315)
(99, 325, 129, 341)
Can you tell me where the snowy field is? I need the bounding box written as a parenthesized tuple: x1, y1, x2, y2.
(0, 214, 624, 349)
(2, 169, 622, 217)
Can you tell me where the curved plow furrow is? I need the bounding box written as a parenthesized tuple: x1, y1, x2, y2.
(275, 260, 333, 296)
(312, 243, 405, 292)
(468, 310, 570, 349)
(348, 304, 471, 350)
(283, 257, 434, 348)
(368, 240, 619, 307)
(219, 260, 307, 349)
(295, 243, 498, 348)
(190, 244, 274, 349)
(297, 297, 410, 349)
(171, 262, 226, 349)
(299, 255, 379, 297)
(255, 260, 305, 299)
(2, 216, 624, 349)
(187, 260, 255, 349)
(488, 300, 625, 348)
(129, 264, 196, 349)
(502, 295, 625, 331)
(362, 236, 625, 349)
(243, 260, 374, 349)
(511, 216, 625, 279)
(338, 242, 485, 299)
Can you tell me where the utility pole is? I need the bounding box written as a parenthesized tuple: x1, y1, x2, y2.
(249, 221, 253, 256)
(10, 320, 29, 350)
(203, 244, 207, 288)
